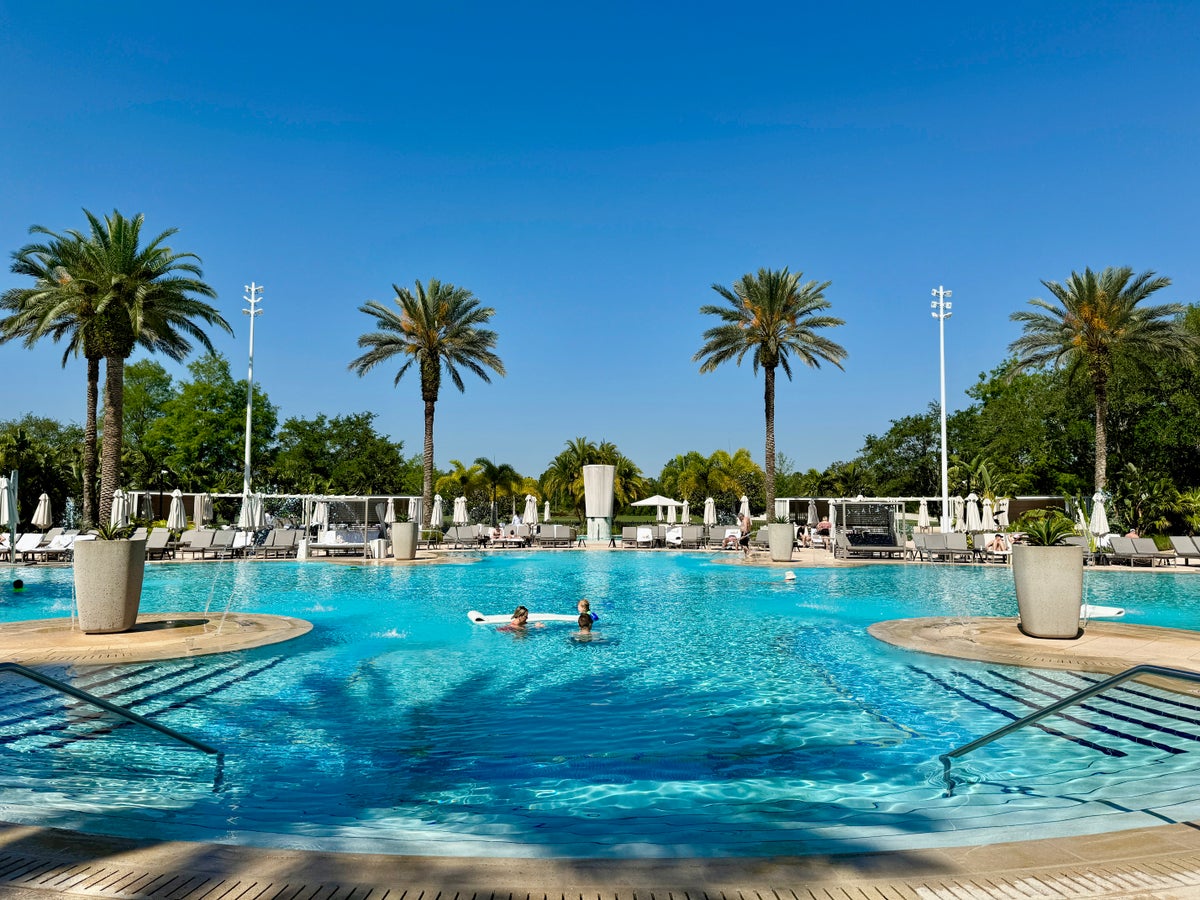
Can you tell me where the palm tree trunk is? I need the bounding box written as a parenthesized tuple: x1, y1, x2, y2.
(82, 356, 99, 529)
(764, 364, 776, 516)
(422, 398, 435, 528)
(99, 356, 125, 525)
(1094, 375, 1109, 492)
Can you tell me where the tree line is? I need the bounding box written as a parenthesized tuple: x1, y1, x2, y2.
(4, 208, 1200, 535)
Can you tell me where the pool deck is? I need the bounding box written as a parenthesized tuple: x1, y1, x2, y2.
(5, 562, 1200, 896)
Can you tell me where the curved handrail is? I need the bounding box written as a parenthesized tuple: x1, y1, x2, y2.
(940, 663, 1200, 794)
(0, 661, 220, 756)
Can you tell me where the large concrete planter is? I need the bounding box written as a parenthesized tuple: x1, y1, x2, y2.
(1013, 544, 1084, 639)
(768, 523, 794, 562)
(73, 538, 147, 634)
(391, 522, 418, 560)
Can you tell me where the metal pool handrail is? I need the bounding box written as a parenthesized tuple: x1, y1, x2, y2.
(0, 661, 220, 756)
(940, 663, 1200, 794)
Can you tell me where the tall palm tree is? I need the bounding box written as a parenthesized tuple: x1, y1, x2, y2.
(474, 457, 520, 526)
(2, 228, 102, 525)
(695, 267, 847, 515)
(1008, 267, 1199, 491)
(350, 278, 504, 527)
(2, 211, 229, 525)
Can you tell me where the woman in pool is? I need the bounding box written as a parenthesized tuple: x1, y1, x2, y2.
(499, 605, 543, 632)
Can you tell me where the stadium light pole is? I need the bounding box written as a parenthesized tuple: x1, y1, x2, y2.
(932, 285, 952, 531)
(241, 283, 264, 504)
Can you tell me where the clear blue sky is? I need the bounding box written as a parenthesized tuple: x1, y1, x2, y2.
(2, 1, 1197, 479)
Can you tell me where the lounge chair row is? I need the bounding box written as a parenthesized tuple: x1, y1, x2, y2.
(442, 524, 579, 549)
(176, 528, 302, 559)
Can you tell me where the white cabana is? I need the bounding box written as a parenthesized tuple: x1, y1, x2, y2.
(631, 494, 682, 522)
(110, 489, 130, 528)
(32, 493, 52, 531)
(703, 497, 717, 528)
(681, 499, 690, 524)
(1090, 492, 1110, 536)
(166, 489, 187, 531)
(453, 496, 469, 525)
(522, 494, 538, 525)
(738, 495, 750, 520)
(964, 493, 982, 532)
(917, 499, 930, 531)
(430, 494, 445, 528)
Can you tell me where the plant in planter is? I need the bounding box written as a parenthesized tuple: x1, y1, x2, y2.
(73, 522, 147, 634)
(1012, 511, 1084, 639)
(768, 515, 795, 562)
(391, 511, 419, 560)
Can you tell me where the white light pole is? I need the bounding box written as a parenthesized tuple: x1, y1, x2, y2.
(931, 285, 952, 531)
(241, 283, 264, 503)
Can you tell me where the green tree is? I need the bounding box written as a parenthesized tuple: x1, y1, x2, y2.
(475, 457, 521, 525)
(435, 459, 485, 502)
(1009, 266, 1199, 491)
(271, 412, 416, 495)
(0, 417, 82, 528)
(857, 405, 941, 498)
(350, 278, 504, 528)
(121, 359, 174, 488)
(695, 267, 847, 515)
(144, 353, 276, 491)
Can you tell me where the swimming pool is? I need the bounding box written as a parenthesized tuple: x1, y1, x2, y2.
(2, 554, 1200, 858)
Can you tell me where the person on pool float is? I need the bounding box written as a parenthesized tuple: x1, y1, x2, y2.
(577, 597, 599, 622)
(499, 605, 543, 631)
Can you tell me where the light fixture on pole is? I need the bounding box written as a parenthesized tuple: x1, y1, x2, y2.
(931, 285, 952, 531)
(241, 283, 264, 504)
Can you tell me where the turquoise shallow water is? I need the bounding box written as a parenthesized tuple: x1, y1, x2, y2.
(1, 555, 1200, 858)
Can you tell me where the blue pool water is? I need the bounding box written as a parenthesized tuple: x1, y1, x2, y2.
(2, 554, 1200, 858)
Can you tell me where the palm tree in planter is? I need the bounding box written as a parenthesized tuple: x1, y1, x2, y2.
(1011, 511, 1084, 640)
(350, 279, 505, 528)
(695, 267, 847, 516)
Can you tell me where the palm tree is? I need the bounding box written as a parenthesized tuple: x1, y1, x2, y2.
(2, 211, 229, 525)
(2, 227, 102, 526)
(474, 457, 520, 526)
(1008, 267, 1199, 491)
(350, 279, 504, 527)
(695, 267, 847, 514)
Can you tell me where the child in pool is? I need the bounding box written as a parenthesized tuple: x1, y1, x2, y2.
(577, 597, 599, 622)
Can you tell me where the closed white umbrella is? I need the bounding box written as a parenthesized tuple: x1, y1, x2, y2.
(32, 493, 53, 531)
(166, 489, 187, 531)
(965, 493, 982, 532)
(917, 499, 930, 530)
(738, 495, 750, 520)
(807, 499, 818, 526)
(981, 497, 996, 530)
(430, 494, 445, 529)
(774, 498, 789, 520)
(666, 503, 676, 525)
(407, 497, 423, 525)
(1090, 492, 1109, 536)
(522, 494, 538, 525)
(238, 494, 264, 529)
(829, 501, 837, 532)
(703, 497, 716, 528)
(543, 500, 550, 522)
(0, 477, 12, 533)
(110, 489, 130, 528)
(384, 498, 397, 526)
(681, 499, 690, 524)
(1075, 504, 1089, 534)
(194, 493, 211, 528)
(996, 498, 1010, 529)
(452, 496, 469, 525)
(950, 496, 965, 531)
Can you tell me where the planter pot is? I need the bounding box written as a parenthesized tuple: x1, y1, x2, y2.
(1013, 544, 1084, 639)
(768, 523, 795, 562)
(391, 522, 418, 560)
(73, 538, 147, 634)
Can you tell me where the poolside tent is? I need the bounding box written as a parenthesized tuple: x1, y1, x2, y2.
(631, 494, 682, 522)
